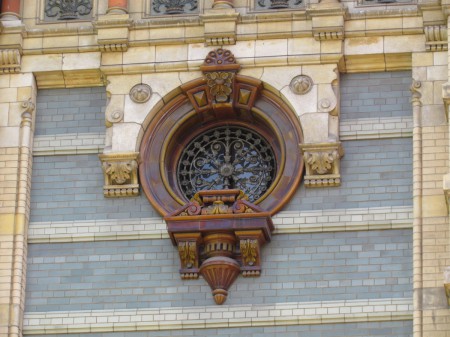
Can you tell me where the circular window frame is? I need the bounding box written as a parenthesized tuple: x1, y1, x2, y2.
(139, 76, 304, 216)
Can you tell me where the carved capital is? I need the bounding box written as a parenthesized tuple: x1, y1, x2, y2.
(0, 49, 20, 73)
(300, 142, 344, 187)
(98, 152, 140, 197)
(21, 99, 35, 128)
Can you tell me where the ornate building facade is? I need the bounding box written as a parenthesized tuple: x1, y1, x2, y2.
(0, 0, 450, 336)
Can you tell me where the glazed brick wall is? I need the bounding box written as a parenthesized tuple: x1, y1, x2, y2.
(25, 229, 412, 311)
(35, 87, 106, 136)
(30, 154, 156, 222)
(340, 71, 411, 120)
(30, 137, 412, 222)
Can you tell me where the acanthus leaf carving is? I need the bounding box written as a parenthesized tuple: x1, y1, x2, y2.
(98, 152, 140, 197)
(300, 142, 344, 188)
(305, 149, 339, 175)
(240, 239, 258, 266)
(103, 161, 135, 185)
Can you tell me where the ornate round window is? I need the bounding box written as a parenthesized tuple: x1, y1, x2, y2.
(139, 74, 304, 216)
(177, 125, 277, 203)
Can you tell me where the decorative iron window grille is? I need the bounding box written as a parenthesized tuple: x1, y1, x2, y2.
(177, 126, 277, 203)
(256, 0, 302, 10)
(151, 0, 198, 15)
(45, 0, 93, 20)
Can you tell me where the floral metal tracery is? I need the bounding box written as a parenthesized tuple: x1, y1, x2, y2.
(152, 0, 198, 15)
(178, 126, 276, 203)
(257, 0, 302, 9)
(45, 0, 92, 20)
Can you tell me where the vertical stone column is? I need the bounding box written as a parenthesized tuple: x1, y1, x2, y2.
(411, 79, 423, 337)
(0, 0, 20, 20)
(0, 73, 36, 337)
(107, 0, 128, 14)
(414, 48, 450, 336)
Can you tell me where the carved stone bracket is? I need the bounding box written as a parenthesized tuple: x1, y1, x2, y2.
(94, 16, 131, 52)
(98, 152, 140, 197)
(424, 25, 448, 51)
(299, 142, 344, 187)
(200, 9, 239, 46)
(165, 189, 273, 305)
(0, 49, 20, 73)
(307, 5, 346, 41)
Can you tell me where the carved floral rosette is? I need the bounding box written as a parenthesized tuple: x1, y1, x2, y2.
(299, 142, 344, 187)
(98, 152, 140, 197)
(164, 189, 273, 304)
(200, 48, 240, 104)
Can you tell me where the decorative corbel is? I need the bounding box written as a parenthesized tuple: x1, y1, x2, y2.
(165, 189, 273, 305)
(200, 6, 239, 46)
(419, 3, 447, 51)
(424, 25, 448, 51)
(0, 49, 20, 73)
(98, 152, 140, 197)
(94, 16, 131, 52)
(299, 142, 344, 187)
(307, 1, 346, 41)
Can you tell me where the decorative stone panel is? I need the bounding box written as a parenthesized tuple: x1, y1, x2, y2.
(99, 152, 140, 197)
(299, 142, 344, 187)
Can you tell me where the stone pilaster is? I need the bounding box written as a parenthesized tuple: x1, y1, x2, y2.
(0, 72, 36, 337)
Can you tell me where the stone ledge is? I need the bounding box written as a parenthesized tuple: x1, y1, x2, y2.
(23, 298, 413, 334)
(340, 116, 412, 140)
(33, 132, 105, 156)
(28, 206, 412, 243)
